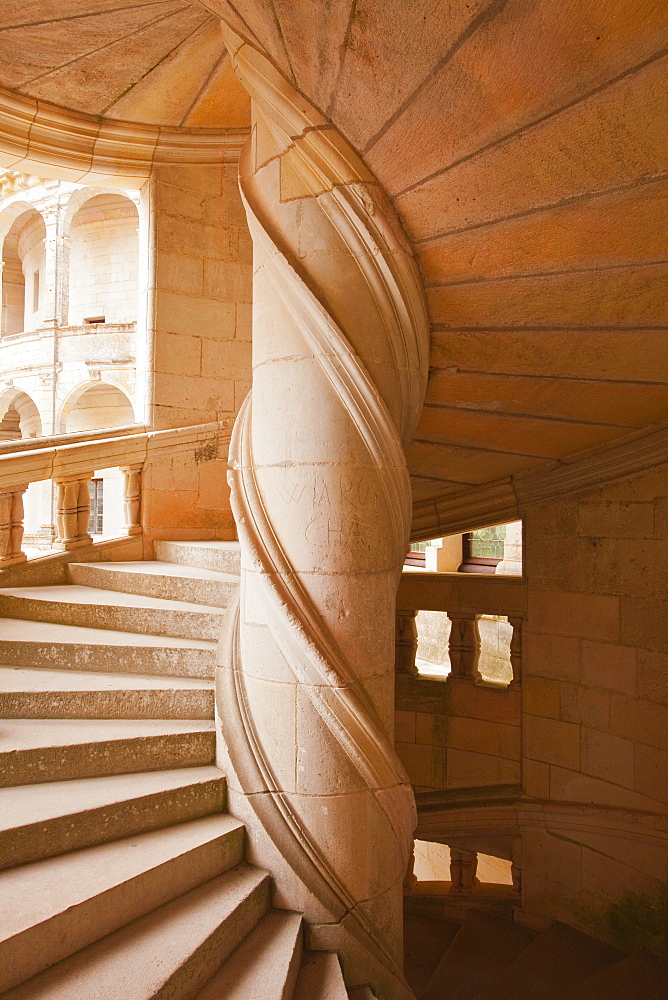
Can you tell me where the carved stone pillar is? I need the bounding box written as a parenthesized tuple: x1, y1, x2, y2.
(54, 476, 92, 549)
(395, 609, 419, 676)
(448, 612, 482, 682)
(121, 464, 142, 535)
(449, 849, 480, 895)
(41, 205, 69, 328)
(217, 25, 428, 1000)
(0, 487, 27, 567)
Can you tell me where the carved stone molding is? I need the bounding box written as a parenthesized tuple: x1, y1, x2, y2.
(411, 419, 668, 542)
(0, 85, 249, 183)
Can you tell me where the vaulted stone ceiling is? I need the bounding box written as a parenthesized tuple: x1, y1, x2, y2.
(1, 0, 666, 512)
(0, 1, 249, 126)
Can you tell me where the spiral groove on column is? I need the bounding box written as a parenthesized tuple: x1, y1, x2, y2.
(217, 24, 429, 998)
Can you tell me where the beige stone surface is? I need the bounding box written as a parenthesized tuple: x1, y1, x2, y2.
(0, 717, 216, 787)
(0, 765, 227, 869)
(0, 814, 245, 992)
(195, 912, 303, 1000)
(0, 664, 214, 719)
(1, 866, 269, 1000)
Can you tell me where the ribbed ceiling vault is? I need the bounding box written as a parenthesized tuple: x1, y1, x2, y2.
(0, 1, 249, 127)
(1, 0, 666, 512)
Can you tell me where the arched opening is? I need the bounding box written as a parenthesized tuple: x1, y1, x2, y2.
(0, 388, 42, 439)
(1, 207, 46, 336)
(60, 380, 135, 538)
(59, 379, 135, 435)
(0, 388, 45, 548)
(68, 193, 139, 327)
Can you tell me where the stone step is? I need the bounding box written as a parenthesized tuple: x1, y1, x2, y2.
(195, 911, 303, 1000)
(68, 561, 239, 609)
(404, 911, 461, 997)
(474, 921, 622, 999)
(293, 952, 349, 1000)
(0, 813, 246, 993)
(420, 909, 536, 1000)
(0, 718, 215, 788)
(0, 766, 226, 870)
(0, 585, 226, 641)
(543, 950, 668, 999)
(0, 618, 216, 678)
(1, 864, 270, 1000)
(0, 666, 214, 719)
(155, 539, 241, 576)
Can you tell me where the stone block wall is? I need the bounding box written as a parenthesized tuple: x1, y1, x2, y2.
(140, 430, 236, 542)
(144, 163, 252, 432)
(519, 463, 668, 940)
(395, 674, 521, 791)
(134, 161, 253, 540)
(522, 463, 667, 814)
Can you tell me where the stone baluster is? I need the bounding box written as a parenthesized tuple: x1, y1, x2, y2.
(508, 615, 523, 687)
(447, 612, 482, 682)
(449, 849, 480, 895)
(395, 608, 419, 676)
(121, 464, 142, 535)
(0, 487, 27, 567)
(54, 475, 92, 549)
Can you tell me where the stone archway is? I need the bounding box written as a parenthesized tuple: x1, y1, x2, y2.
(59, 379, 135, 435)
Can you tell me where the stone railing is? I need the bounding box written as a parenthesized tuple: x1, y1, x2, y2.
(0, 420, 231, 567)
(396, 570, 526, 686)
(394, 571, 527, 795)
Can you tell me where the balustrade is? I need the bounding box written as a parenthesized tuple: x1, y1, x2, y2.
(121, 464, 142, 535)
(0, 486, 27, 567)
(54, 475, 93, 550)
(395, 570, 526, 688)
(0, 420, 230, 569)
(447, 611, 482, 682)
(449, 849, 480, 895)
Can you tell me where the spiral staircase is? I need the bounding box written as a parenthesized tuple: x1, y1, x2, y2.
(0, 540, 666, 999)
(0, 540, 350, 999)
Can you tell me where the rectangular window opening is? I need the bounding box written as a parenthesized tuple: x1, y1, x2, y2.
(88, 478, 103, 534)
(32, 271, 40, 313)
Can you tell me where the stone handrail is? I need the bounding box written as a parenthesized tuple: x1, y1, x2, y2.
(0, 423, 146, 455)
(0, 420, 231, 567)
(396, 571, 527, 686)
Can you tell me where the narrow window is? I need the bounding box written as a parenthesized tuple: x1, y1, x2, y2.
(88, 478, 104, 534)
(32, 270, 40, 313)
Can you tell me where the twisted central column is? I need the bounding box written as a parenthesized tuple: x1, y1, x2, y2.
(217, 26, 429, 998)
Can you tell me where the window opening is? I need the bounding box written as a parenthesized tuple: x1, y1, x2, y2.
(88, 478, 103, 534)
(32, 270, 39, 313)
(459, 524, 507, 574)
(405, 540, 427, 568)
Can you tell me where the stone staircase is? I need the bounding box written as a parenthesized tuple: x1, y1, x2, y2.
(0, 541, 351, 999)
(3, 539, 666, 999)
(404, 908, 668, 999)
